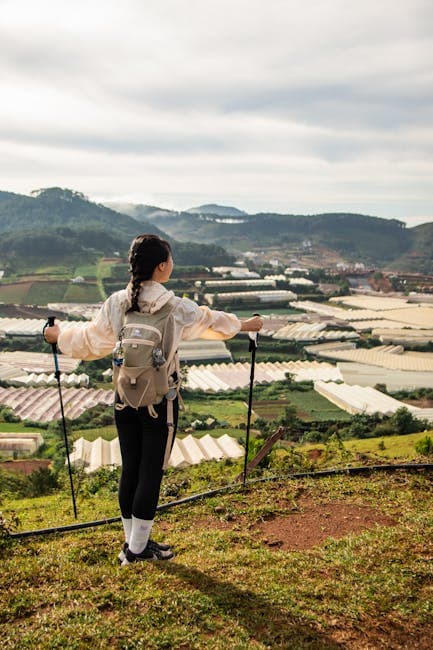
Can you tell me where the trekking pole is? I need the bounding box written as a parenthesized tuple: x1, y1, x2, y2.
(43, 316, 78, 519)
(242, 315, 260, 486)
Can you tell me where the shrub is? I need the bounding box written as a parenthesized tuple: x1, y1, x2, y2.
(26, 467, 59, 497)
(415, 436, 433, 456)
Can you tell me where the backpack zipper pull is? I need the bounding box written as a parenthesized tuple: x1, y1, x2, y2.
(113, 341, 124, 367)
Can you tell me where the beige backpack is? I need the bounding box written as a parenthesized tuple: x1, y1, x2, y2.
(112, 300, 178, 410)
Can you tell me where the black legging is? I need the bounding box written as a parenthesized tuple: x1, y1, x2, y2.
(115, 398, 179, 520)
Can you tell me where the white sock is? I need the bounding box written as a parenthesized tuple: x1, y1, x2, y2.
(129, 516, 154, 555)
(121, 517, 132, 545)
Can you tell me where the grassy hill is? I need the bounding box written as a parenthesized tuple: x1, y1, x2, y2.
(2, 470, 433, 648)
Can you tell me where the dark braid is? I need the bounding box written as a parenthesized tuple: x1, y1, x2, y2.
(127, 234, 172, 313)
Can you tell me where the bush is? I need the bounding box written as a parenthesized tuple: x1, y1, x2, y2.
(83, 466, 120, 495)
(26, 467, 59, 497)
(0, 406, 20, 423)
(415, 436, 433, 456)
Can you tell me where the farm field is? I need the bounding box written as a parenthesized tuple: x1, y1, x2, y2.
(63, 282, 101, 302)
(0, 279, 100, 305)
(253, 390, 352, 422)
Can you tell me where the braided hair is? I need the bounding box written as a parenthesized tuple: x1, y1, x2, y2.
(127, 234, 172, 312)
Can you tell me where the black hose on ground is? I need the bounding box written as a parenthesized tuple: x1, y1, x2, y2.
(10, 462, 433, 540)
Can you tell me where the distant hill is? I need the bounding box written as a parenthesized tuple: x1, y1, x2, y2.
(103, 200, 433, 271)
(2, 189, 432, 273)
(104, 202, 177, 221)
(134, 209, 409, 263)
(0, 189, 234, 271)
(185, 204, 248, 218)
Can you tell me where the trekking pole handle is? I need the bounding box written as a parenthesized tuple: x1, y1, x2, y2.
(43, 316, 60, 371)
(248, 313, 260, 350)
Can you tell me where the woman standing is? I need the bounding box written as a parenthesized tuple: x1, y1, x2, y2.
(44, 234, 262, 565)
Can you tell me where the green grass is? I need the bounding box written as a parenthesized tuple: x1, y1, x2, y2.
(299, 429, 433, 461)
(2, 472, 433, 648)
(26, 281, 68, 304)
(73, 425, 117, 441)
(0, 422, 45, 433)
(0, 282, 32, 303)
(63, 283, 101, 302)
(251, 389, 351, 423)
(183, 397, 249, 426)
(73, 265, 98, 280)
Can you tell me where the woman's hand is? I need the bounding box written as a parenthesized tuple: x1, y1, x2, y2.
(240, 315, 263, 332)
(43, 324, 60, 344)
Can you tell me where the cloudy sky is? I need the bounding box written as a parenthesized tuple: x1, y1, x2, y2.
(1, 0, 432, 223)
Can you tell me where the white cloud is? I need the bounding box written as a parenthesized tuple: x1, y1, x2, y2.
(0, 0, 432, 220)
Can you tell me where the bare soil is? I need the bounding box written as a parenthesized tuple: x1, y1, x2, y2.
(201, 496, 396, 552)
(257, 498, 396, 551)
(0, 459, 51, 475)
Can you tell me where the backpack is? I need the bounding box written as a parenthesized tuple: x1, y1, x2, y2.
(112, 300, 178, 410)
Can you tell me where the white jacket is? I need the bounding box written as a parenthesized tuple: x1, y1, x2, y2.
(58, 281, 241, 361)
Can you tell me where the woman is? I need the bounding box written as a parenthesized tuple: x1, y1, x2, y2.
(44, 234, 262, 565)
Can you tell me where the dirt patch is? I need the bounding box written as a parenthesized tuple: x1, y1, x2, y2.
(0, 459, 51, 475)
(257, 500, 396, 551)
(199, 498, 396, 551)
(307, 448, 323, 461)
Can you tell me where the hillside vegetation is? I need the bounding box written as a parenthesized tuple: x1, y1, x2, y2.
(2, 471, 433, 649)
(124, 203, 433, 271)
(0, 189, 233, 274)
(2, 188, 432, 273)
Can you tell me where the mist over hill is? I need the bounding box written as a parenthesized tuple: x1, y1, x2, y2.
(130, 205, 433, 272)
(185, 204, 248, 217)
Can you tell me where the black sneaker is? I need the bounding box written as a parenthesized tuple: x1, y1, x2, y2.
(121, 543, 174, 566)
(118, 539, 171, 563)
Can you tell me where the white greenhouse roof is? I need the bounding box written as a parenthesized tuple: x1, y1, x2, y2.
(69, 433, 244, 473)
(0, 386, 114, 422)
(308, 344, 433, 372)
(178, 340, 232, 362)
(47, 303, 102, 319)
(0, 431, 44, 454)
(185, 360, 342, 392)
(0, 317, 78, 337)
(330, 295, 414, 311)
(292, 300, 433, 329)
(206, 290, 297, 305)
(288, 277, 315, 287)
(314, 380, 433, 422)
(204, 279, 276, 288)
(338, 362, 433, 391)
(0, 351, 80, 374)
(272, 322, 359, 342)
(7, 372, 89, 388)
(372, 329, 433, 346)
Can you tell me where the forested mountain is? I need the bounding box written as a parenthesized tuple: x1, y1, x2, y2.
(0, 188, 233, 270)
(1, 188, 431, 272)
(0, 188, 165, 237)
(131, 206, 432, 271)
